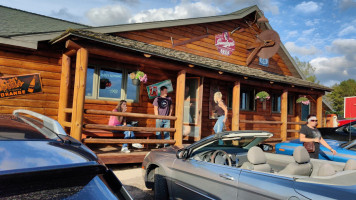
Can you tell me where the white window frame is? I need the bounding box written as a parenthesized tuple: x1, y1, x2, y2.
(85, 65, 139, 102)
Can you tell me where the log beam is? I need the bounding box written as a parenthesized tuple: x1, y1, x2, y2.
(174, 70, 186, 146)
(70, 48, 88, 141)
(231, 81, 240, 131)
(280, 89, 288, 141)
(84, 124, 175, 132)
(85, 109, 177, 120)
(316, 94, 323, 128)
(65, 40, 82, 50)
(83, 138, 176, 144)
(58, 54, 71, 127)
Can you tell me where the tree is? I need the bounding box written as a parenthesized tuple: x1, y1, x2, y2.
(327, 79, 356, 116)
(294, 57, 320, 83)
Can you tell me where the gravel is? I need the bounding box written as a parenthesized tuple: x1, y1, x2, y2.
(110, 164, 154, 200)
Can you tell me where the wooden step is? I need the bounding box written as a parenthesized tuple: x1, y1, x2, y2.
(97, 151, 150, 164)
(83, 138, 176, 144)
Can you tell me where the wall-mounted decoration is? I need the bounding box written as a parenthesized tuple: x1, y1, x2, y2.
(215, 32, 235, 56)
(259, 57, 269, 67)
(146, 79, 173, 99)
(0, 73, 42, 98)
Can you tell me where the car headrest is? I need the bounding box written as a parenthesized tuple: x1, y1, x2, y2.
(293, 146, 310, 164)
(247, 146, 267, 165)
(344, 159, 356, 171)
(318, 163, 336, 176)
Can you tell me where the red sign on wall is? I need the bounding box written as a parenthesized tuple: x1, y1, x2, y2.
(344, 96, 356, 118)
(215, 32, 235, 56)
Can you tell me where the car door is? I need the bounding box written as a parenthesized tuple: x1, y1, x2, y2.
(171, 158, 240, 200)
(237, 170, 305, 199)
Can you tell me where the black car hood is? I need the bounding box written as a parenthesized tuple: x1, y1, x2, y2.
(0, 140, 98, 172)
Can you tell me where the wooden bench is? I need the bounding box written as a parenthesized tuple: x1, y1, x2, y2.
(82, 129, 154, 139)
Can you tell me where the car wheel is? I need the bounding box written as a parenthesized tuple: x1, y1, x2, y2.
(154, 167, 169, 200)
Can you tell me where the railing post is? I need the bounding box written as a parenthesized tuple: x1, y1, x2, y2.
(281, 89, 288, 141)
(231, 81, 240, 131)
(174, 70, 186, 146)
(70, 48, 88, 141)
(317, 94, 323, 128)
(58, 54, 71, 127)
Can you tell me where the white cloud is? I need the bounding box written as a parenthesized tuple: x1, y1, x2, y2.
(285, 42, 319, 56)
(86, 4, 132, 26)
(305, 19, 319, 26)
(286, 30, 298, 38)
(129, 1, 221, 23)
(310, 38, 356, 86)
(295, 1, 322, 13)
(302, 28, 315, 35)
(338, 25, 356, 36)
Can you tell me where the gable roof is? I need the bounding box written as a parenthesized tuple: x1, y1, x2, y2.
(51, 29, 331, 92)
(0, 5, 89, 37)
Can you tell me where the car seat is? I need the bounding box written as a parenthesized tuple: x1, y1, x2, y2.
(278, 146, 312, 176)
(241, 146, 271, 172)
(317, 163, 336, 176)
(344, 159, 356, 171)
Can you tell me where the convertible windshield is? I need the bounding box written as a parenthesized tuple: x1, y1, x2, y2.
(0, 114, 59, 140)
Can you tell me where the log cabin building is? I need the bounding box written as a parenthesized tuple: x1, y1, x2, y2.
(0, 5, 332, 163)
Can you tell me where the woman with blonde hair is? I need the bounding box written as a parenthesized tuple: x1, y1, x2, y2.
(213, 91, 228, 133)
(108, 100, 143, 153)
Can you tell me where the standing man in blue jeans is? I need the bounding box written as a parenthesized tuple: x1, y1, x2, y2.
(153, 86, 173, 148)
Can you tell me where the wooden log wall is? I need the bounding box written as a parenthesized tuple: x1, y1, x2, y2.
(115, 18, 293, 77)
(0, 48, 61, 119)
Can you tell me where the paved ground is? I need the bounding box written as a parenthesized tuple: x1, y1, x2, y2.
(110, 164, 154, 200)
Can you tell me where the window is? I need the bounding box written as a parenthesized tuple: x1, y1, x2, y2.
(271, 94, 281, 113)
(227, 87, 255, 111)
(240, 88, 255, 111)
(85, 66, 139, 102)
(288, 95, 294, 115)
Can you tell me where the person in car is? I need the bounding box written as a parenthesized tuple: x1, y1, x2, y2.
(213, 91, 228, 134)
(109, 100, 143, 153)
(299, 114, 337, 158)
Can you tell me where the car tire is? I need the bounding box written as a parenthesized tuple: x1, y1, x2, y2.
(154, 167, 169, 200)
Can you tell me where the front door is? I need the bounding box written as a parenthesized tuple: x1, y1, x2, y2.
(183, 77, 203, 141)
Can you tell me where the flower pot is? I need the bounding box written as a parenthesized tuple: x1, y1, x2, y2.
(132, 79, 140, 86)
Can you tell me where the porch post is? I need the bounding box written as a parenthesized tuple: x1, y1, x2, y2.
(231, 81, 240, 131)
(295, 102, 301, 138)
(281, 89, 288, 141)
(70, 48, 88, 141)
(174, 70, 186, 146)
(316, 94, 323, 128)
(58, 54, 71, 127)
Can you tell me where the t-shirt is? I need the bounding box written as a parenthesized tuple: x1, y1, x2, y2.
(108, 109, 122, 126)
(153, 96, 172, 116)
(299, 125, 321, 158)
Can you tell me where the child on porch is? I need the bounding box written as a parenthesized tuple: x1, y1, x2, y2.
(109, 100, 143, 153)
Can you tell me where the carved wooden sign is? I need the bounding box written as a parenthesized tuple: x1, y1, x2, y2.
(0, 73, 42, 98)
(215, 32, 235, 56)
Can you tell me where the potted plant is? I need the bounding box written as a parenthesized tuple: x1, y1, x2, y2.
(255, 91, 270, 102)
(129, 71, 147, 86)
(296, 96, 310, 105)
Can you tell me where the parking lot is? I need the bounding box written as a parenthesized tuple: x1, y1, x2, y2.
(111, 164, 154, 199)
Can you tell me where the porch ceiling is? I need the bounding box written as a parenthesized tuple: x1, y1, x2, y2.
(51, 29, 332, 92)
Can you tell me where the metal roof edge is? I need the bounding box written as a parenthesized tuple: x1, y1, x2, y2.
(0, 37, 37, 50)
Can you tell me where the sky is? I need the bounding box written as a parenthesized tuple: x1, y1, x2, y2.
(1, 0, 356, 87)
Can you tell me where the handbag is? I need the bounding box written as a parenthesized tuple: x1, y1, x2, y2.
(303, 142, 315, 153)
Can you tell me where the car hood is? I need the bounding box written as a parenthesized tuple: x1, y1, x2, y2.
(0, 140, 98, 172)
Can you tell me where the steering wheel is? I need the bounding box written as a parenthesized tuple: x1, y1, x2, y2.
(210, 150, 232, 166)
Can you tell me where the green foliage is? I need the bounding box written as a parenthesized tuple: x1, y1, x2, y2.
(255, 91, 270, 101)
(294, 57, 319, 84)
(327, 79, 356, 116)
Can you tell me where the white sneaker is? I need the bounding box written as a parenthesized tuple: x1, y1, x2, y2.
(132, 143, 143, 149)
(121, 147, 130, 153)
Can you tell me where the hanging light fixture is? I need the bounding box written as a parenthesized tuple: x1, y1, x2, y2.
(144, 53, 151, 58)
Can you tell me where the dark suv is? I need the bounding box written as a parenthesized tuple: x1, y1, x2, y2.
(0, 109, 132, 200)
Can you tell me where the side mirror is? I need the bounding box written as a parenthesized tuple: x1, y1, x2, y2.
(343, 126, 350, 133)
(176, 149, 187, 159)
(259, 144, 273, 152)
